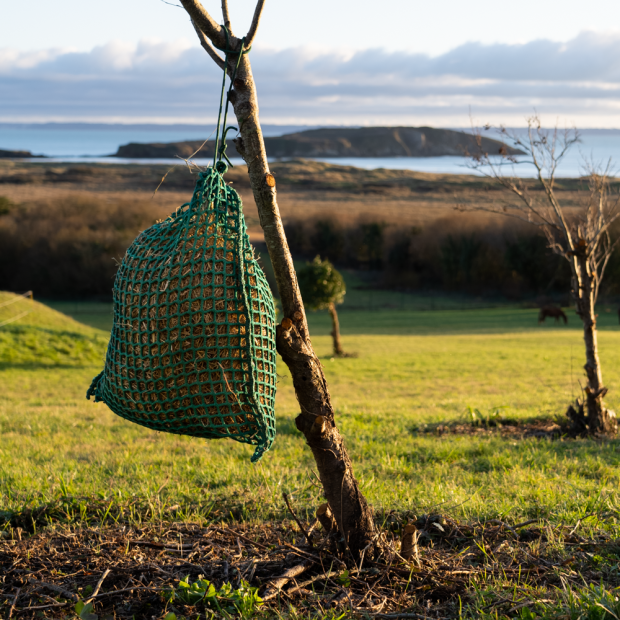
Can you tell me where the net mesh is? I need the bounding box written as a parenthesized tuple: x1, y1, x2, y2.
(87, 162, 277, 462)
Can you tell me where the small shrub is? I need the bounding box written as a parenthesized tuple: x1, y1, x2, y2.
(297, 256, 346, 311)
(0, 196, 13, 215)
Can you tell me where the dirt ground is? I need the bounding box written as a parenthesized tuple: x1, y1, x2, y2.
(3, 505, 614, 619)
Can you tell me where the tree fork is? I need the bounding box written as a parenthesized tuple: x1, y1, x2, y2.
(179, 0, 375, 557)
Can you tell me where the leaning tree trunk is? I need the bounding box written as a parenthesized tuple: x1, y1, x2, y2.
(233, 62, 374, 557)
(178, 0, 375, 559)
(571, 255, 617, 434)
(328, 302, 344, 357)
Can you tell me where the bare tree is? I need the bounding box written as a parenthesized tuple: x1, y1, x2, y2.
(177, 0, 375, 557)
(468, 115, 618, 435)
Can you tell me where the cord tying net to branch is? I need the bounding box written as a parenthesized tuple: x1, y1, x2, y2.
(87, 161, 277, 462)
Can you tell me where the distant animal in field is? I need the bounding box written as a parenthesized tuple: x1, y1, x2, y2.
(538, 305, 567, 324)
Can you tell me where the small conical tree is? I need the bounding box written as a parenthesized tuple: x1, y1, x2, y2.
(298, 256, 346, 357)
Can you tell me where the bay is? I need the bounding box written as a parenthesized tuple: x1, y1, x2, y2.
(2, 123, 620, 178)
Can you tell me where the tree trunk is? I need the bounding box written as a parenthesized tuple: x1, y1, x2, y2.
(328, 302, 344, 357)
(224, 56, 374, 557)
(572, 257, 617, 435)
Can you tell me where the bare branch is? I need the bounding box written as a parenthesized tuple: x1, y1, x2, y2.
(221, 0, 233, 33)
(465, 115, 620, 334)
(179, 0, 227, 47)
(192, 20, 226, 69)
(245, 0, 266, 47)
(466, 153, 559, 229)
(458, 204, 550, 228)
(530, 140, 575, 253)
(590, 210, 620, 250)
(181, 0, 379, 557)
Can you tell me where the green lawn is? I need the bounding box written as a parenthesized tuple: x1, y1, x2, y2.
(2, 291, 620, 533)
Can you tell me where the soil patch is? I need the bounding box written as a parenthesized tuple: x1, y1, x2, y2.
(414, 418, 565, 440)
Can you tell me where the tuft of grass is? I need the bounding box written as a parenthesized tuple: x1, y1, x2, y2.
(468, 582, 620, 619)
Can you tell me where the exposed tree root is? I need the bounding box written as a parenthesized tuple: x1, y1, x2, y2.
(566, 397, 618, 437)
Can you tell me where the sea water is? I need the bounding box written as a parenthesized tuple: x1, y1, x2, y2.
(2, 123, 620, 178)
(0, 123, 312, 157)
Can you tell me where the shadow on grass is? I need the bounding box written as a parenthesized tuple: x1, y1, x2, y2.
(1, 325, 101, 339)
(0, 491, 272, 534)
(0, 362, 97, 370)
(317, 351, 359, 361)
(406, 416, 620, 476)
(276, 417, 301, 436)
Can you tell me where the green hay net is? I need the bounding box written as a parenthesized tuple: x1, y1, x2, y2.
(87, 161, 277, 462)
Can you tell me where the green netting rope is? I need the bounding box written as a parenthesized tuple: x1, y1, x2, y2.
(87, 161, 277, 462)
(213, 27, 247, 168)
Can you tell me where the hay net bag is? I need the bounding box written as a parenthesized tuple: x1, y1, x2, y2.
(87, 161, 277, 462)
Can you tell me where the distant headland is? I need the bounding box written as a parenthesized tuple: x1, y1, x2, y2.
(113, 126, 523, 159)
(0, 148, 44, 159)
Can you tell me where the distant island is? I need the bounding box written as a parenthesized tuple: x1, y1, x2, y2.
(0, 148, 44, 159)
(113, 126, 523, 159)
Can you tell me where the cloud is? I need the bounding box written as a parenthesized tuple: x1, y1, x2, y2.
(3, 32, 620, 126)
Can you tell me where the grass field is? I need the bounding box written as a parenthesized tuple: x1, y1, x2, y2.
(3, 291, 620, 618)
(4, 291, 620, 522)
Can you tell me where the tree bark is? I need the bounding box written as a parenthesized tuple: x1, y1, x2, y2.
(179, 0, 375, 558)
(328, 302, 344, 357)
(232, 64, 375, 558)
(572, 254, 617, 434)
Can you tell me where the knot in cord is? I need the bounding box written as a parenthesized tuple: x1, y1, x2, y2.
(213, 26, 252, 55)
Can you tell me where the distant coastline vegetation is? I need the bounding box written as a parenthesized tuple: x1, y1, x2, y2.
(2, 158, 619, 303)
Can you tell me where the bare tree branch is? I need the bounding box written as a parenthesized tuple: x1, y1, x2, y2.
(245, 0, 266, 47)
(463, 160, 559, 228)
(221, 0, 233, 33)
(457, 204, 549, 227)
(192, 20, 226, 70)
(179, 0, 228, 48)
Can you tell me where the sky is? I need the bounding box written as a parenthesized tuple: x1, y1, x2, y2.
(3, 0, 620, 126)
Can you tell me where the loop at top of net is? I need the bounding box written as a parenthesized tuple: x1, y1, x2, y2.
(87, 162, 277, 462)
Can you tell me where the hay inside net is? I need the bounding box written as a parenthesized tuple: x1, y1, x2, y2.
(88, 163, 277, 462)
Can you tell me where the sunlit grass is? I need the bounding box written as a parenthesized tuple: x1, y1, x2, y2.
(2, 292, 620, 532)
